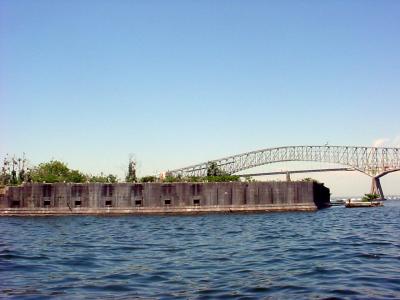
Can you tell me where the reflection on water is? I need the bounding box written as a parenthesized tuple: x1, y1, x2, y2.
(1, 201, 400, 299)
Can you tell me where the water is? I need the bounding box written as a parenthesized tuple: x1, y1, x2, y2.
(1, 201, 400, 299)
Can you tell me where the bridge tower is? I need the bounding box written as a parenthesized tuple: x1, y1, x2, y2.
(369, 168, 400, 199)
(370, 177, 384, 199)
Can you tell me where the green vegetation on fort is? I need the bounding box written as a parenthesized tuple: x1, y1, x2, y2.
(0, 156, 118, 186)
(1, 155, 330, 187)
(205, 162, 240, 182)
(1, 154, 328, 187)
(1, 155, 243, 186)
(301, 177, 324, 185)
(362, 193, 380, 201)
(140, 176, 157, 183)
(30, 160, 86, 183)
(125, 157, 137, 182)
(160, 162, 240, 183)
(162, 174, 241, 183)
(30, 161, 118, 184)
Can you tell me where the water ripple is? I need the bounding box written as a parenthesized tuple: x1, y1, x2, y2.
(1, 201, 400, 299)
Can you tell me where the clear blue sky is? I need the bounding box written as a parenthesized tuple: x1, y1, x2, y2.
(1, 1, 400, 196)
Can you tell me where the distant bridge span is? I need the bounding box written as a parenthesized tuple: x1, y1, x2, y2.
(167, 146, 400, 199)
(238, 168, 355, 178)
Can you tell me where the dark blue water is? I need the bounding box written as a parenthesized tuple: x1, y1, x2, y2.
(1, 201, 400, 299)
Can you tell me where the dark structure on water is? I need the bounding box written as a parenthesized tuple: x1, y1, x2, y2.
(0, 182, 330, 216)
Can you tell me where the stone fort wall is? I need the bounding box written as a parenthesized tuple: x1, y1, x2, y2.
(0, 182, 330, 216)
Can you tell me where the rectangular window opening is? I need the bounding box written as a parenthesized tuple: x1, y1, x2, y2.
(164, 199, 171, 205)
(162, 185, 175, 196)
(191, 184, 201, 196)
(132, 185, 143, 197)
(75, 200, 82, 206)
(105, 200, 112, 207)
(44, 200, 51, 206)
(42, 185, 52, 197)
(102, 185, 114, 197)
(11, 200, 20, 208)
(193, 199, 200, 206)
(72, 185, 83, 197)
(135, 200, 142, 206)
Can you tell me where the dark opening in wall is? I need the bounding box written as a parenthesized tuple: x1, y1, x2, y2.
(102, 185, 114, 197)
(193, 199, 200, 205)
(42, 185, 52, 197)
(270, 188, 274, 204)
(44, 200, 51, 206)
(164, 199, 171, 205)
(191, 184, 201, 196)
(75, 200, 82, 206)
(105, 200, 112, 206)
(132, 184, 143, 197)
(135, 200, 142, 206)
(244, 184, 248, 205)
(162, 185, 175, 196)
(11, 200, 20, 208)
(24, 186, 32, 197)
(71, 185, 83, 197)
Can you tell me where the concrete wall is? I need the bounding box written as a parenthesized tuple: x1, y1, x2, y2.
(0, 182, 330, 215)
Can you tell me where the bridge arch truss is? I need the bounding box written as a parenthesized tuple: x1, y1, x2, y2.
(168, 145, 400, 178)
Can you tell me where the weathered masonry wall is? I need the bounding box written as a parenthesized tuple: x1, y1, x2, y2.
(0, 182, 330, 216)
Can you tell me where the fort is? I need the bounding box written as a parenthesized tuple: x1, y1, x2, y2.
(0, 181, 330, 216)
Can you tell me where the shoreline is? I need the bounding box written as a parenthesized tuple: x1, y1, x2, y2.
(0, 203, 318, 217)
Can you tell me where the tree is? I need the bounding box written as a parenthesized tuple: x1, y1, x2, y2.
(125, 157, 137, 182)
(207, 162, 228, 176)
(30, 160, 87, 183)
(204, 161, 240, 182)
(107, 174, 118, 183)
(0, 155, 122, 185)
(301, 177, 322, 184)
(362, 193, 379, 202)
(68, 169, 86, 183)
(1, 154, 28, 186)
(30, 160, 71, 183)
(140, 176, 156, 183)
(163, 174, 183, 183)
(87, 173, 118, 183)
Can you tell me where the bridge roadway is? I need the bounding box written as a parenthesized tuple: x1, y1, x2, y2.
(166, 145, 400, 199)
(238, 168, 355, 180)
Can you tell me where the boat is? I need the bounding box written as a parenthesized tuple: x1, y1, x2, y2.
(345, 200, 383, 208)
(330, 199, 346, 206)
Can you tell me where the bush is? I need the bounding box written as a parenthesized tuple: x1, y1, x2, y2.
(206, 175, 240, 182)
(362, 193, 379, 201)
(30, 160, 118, 183)
(87, 174, 118, 183)
(141, 176, 157, 183)
(30, 160, 72, 183)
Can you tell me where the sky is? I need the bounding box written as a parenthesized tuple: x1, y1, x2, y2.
(1, 0, 400, 196)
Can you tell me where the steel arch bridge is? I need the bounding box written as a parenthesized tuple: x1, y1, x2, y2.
(167, 145, 400, 199)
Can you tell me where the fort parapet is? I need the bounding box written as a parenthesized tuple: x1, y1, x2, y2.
(0, 182, 330, 216)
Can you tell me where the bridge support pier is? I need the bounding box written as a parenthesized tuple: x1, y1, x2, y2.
(370, 176, 384, 200)
(286, 172, 291, 182)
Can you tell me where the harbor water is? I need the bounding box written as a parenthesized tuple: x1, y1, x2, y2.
(1, 201, 400, 299)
